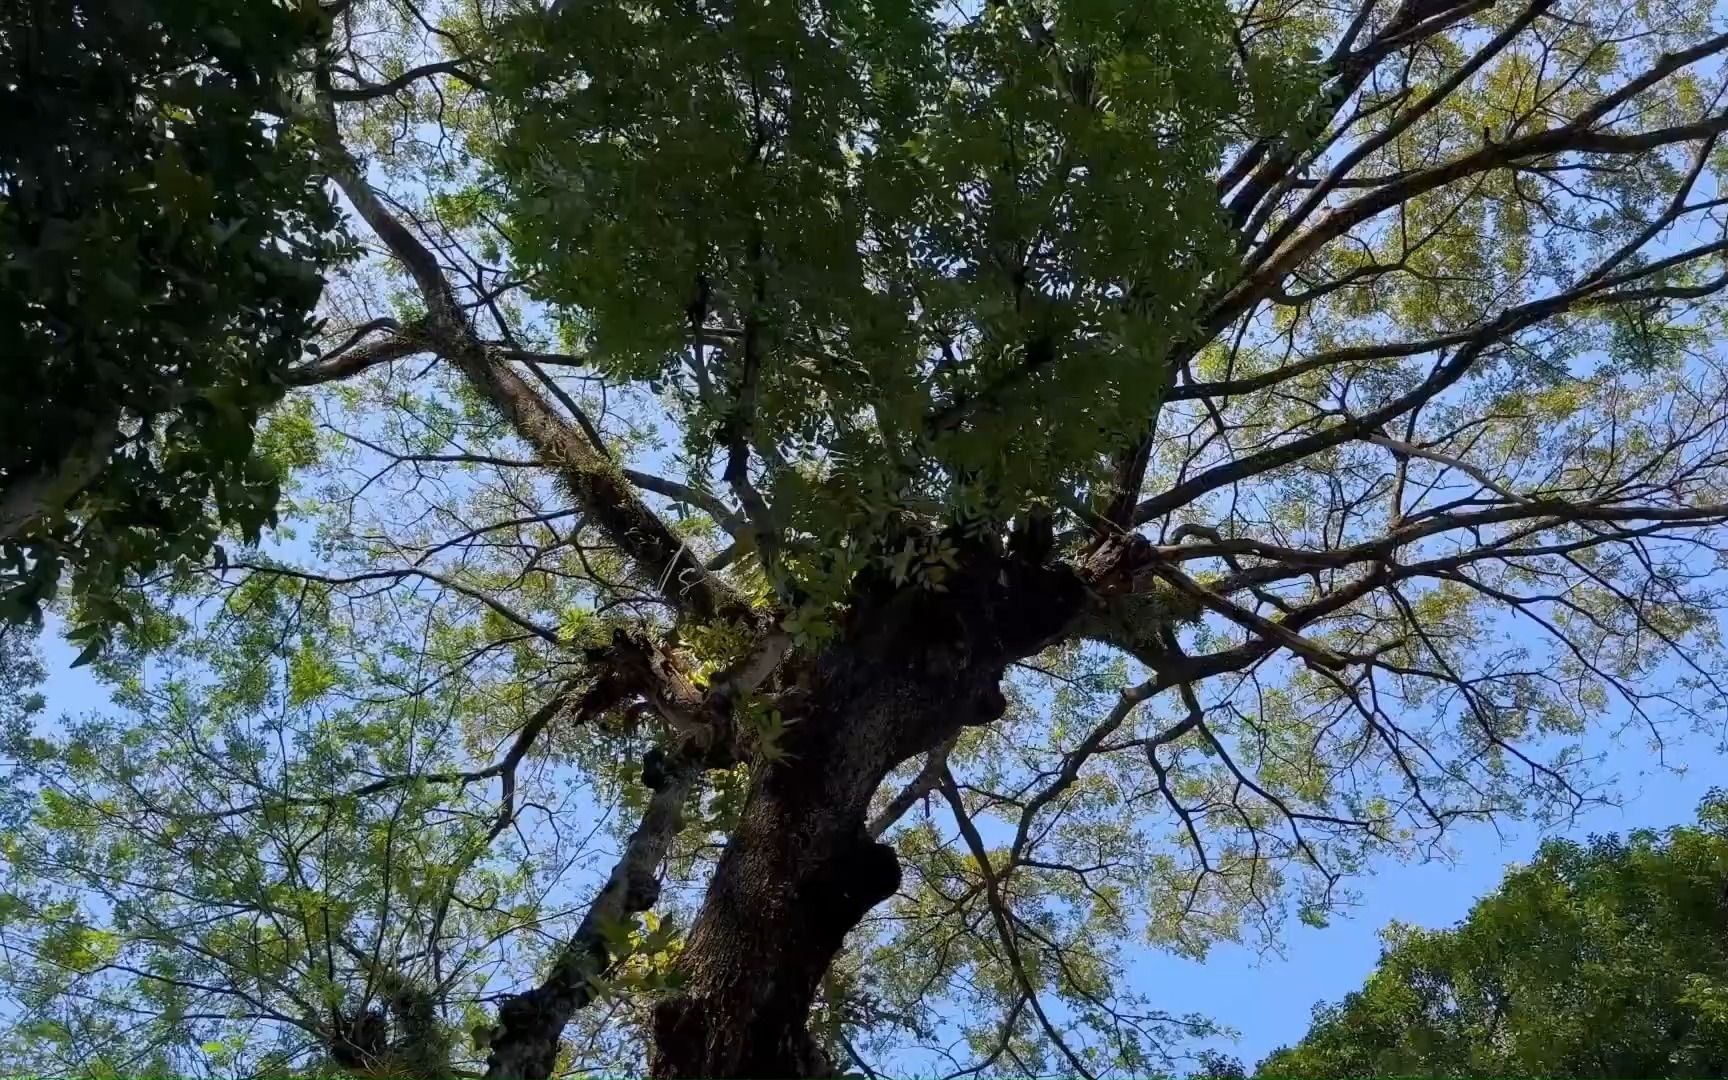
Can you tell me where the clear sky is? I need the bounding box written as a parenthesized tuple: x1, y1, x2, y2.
(1153, 701, 1725, 1068)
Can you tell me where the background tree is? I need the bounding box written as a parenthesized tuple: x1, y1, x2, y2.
(1257, 792, 1728, 1079)
(8, 0, 1728, 1077)
(0, 0, 346, 648)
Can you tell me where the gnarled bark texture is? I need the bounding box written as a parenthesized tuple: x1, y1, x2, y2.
(650, 550, 1087, 1078)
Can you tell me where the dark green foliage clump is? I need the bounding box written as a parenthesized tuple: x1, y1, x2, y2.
(0, 0, 345, 647)
(1260, 794, 1728, 1079)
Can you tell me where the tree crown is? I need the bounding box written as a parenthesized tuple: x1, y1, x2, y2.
(6, 0, 1728, 1074)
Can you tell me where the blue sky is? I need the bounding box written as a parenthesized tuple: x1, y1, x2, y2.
(1153, 706, 1724, 1067)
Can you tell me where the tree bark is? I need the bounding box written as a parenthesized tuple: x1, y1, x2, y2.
(650, 551, 1086, 1078)
(483, 755, 700, 1079)
(0, 410, 119, 544)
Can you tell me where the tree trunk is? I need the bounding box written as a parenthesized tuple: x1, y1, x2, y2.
(650, 551, 1085, 1078)
(0, 411, 119, 543)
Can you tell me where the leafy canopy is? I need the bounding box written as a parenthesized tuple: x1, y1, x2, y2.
(0, 0, 346, 647)
(493, 0, 1259, 568)
(7, 0, 1728, 1075)
(1259, 793, 1728, 1079)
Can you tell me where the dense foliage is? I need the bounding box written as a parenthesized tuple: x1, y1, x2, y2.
(5, 0, 1728, 1076)
(490, 0, 1261, 602)
(0, 0, 345, 647)
(1259, 795, 1728, 1078)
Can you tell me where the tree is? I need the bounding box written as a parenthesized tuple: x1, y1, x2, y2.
(0, 0, 347, 646)
(7, 0, 1728, 1076)
(1257, 793, 1728, 1079)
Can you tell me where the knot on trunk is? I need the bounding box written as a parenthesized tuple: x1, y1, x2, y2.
(814, 830, 902, 936)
